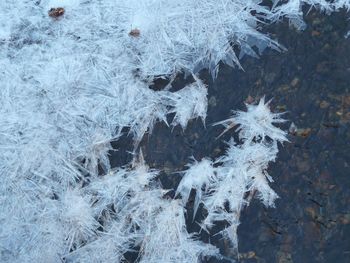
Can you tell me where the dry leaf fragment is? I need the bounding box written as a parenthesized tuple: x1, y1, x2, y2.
(129, 29, 140, 37)
(297, 128, 312, 137)
(245, 95, 255, 104)
(48, 7, 65, 18)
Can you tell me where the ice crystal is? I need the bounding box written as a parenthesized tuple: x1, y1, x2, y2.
(216, 97, 288, 143)
(177, 98, 287, 250)
(0, 0, 347, 262)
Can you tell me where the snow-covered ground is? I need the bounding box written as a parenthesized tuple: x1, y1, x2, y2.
(0, 1, 349, 262)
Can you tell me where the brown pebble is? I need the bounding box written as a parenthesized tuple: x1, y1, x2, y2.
(305, 206, 317, 219)
(245, 95, 255, 104)
(129, 29, 141, 37)
(276, 105, 287, 112)
(48, 7, 65, 18)
(239, 251, 256, 259)
(319, 100, 330, 109)
(296, 128, 312, 137)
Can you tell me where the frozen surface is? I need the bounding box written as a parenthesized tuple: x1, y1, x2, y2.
(0, 0, 349, 262)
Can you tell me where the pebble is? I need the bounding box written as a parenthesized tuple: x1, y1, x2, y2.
(48, 7, 65, 18)
(129, 29, 141, 37)
(296, 128, 312, 137)
(319, 100, 330, 109)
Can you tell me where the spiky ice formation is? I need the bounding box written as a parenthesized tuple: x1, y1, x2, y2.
(3, 0, 348, 262)
(177, 98, 288, 253)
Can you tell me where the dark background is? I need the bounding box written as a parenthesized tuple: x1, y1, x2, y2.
(113, 8, 350, 263)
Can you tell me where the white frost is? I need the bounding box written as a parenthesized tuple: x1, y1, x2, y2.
(177, 98, 287, 248)
(0, 0, 346, 262)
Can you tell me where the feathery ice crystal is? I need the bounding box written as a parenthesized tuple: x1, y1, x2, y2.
(216, 97, 288, 143)
(177, 99, 287, 251)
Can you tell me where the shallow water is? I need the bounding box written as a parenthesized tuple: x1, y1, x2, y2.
(111, 9, 350, 263)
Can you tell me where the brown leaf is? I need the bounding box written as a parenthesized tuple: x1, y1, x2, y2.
(129, 29, 141, 37)
(48, 7, 65, 18)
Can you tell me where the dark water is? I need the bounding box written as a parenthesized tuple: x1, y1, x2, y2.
(112, 9, 350, 263)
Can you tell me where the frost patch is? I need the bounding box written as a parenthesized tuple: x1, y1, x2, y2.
(0, 0, 348, 262)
